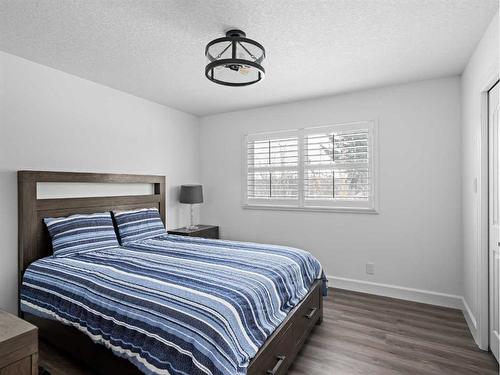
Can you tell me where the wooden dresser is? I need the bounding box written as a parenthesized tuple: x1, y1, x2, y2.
(0, 310, 37, 375)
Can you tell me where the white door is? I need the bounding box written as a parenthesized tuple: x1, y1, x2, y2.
(488, 80, 500, 363)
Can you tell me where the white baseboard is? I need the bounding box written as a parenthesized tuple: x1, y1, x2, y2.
(328, 275, 463, 309)
(461, 297, 479, 343)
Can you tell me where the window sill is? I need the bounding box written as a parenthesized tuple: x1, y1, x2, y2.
(241, 204, 379, 214)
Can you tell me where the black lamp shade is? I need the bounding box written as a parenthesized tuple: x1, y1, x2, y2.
(179, 185, 203, 204)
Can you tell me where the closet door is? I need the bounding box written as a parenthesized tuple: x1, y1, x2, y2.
(488, 80, 499, 362)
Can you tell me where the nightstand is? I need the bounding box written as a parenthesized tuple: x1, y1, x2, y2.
(168, 225, 219, 239)
(0, 310, 38, 375)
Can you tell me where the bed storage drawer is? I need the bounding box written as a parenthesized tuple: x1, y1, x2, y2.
(247, 281, 323, 375)
(293, 283, 321, 348)
(258, 324, 294, 375)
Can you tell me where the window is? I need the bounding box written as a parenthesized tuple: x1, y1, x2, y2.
(243, 121, 377, 212)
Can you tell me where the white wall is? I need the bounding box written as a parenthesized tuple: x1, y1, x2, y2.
(200, 77, 463, 305)
(0, 51, 201, 313)
(461, 13, 499, 348)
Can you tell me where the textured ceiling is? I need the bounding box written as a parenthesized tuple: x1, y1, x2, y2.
(0, 0, 497, 116)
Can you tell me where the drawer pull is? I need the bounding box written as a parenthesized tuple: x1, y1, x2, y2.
(304, 307, 318, 319)
(266, 355, 286, 375)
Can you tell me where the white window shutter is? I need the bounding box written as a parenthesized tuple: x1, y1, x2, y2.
(246, 136, 300, 204)
(244, 121, 377, 212)
(304, 127, 371, 201)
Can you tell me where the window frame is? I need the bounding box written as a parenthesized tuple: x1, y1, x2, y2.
(242, 121, 379, 213)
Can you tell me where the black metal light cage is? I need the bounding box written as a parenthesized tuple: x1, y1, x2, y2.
(205, 30, 266, 87)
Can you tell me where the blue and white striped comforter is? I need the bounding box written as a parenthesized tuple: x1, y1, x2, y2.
(21, 234, 325, 375)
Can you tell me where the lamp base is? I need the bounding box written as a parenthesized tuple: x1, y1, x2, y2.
(185, 224, 198, 231)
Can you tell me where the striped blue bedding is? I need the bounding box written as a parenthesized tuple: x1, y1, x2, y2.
(21, 234, 326, 375)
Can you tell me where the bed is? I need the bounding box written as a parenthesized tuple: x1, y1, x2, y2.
(18, 171, 325, 375)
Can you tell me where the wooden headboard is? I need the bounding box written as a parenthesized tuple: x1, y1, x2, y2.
(18, 170, 166, 277)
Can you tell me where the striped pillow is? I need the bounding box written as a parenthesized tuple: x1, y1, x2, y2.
(113, 208, 166, 244)
(44, 212, 119, 258)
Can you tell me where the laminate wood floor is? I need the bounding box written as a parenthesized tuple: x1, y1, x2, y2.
(39, 288, 499, 375)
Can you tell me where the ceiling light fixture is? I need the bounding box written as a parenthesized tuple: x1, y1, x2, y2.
(205, 29, 265, 87)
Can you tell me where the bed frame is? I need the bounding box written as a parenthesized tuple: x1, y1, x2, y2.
(18, 170, 323, 375)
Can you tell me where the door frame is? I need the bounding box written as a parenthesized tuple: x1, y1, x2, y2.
(478, 71, 499, 350)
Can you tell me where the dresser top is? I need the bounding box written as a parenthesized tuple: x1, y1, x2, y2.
(0, 310, 37, 344)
